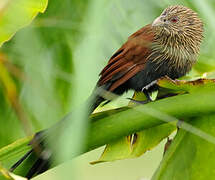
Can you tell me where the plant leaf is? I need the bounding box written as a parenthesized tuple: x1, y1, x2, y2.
(0, 163, 12, 180)
(157, 76, 215, 93)
(0, 136, 32, 162)
(9, 173, 27, 180)
(91, 92, 176, 164)
(152, 115, 215, 180)
(90, 78, 215, 164)
(0, 163, 27, 180)
(0, 0, 48, 47)
(91, 123, 176, 164)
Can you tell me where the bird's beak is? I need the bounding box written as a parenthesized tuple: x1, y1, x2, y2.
(152, 16, 164, 27)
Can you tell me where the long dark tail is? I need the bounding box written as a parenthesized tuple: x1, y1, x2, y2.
(10, 90, 105, 178)
(10, 131, 52, 179)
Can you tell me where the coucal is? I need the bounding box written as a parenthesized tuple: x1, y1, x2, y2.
(11, 5, 204, 178)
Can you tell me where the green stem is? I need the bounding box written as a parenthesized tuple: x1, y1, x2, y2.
(86, 90, 215, 151)
(1, 90, 215, 166)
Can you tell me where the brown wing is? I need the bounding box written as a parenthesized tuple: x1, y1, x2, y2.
(98, 24, 155, 91)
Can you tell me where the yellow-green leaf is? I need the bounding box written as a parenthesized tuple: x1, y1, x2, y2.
(91, 123, 176, 164)
(157, 76, 215, 94)
(0, 136, 32, 162)
(0, 163, 27, 180)
(91, 124, 176, 164)
(92, 92, 176, 164)
(0, 0, 48, 47)
(0, 164, 12, 180)
(9, 172, 27, 180)
(152, 115, 215, 180)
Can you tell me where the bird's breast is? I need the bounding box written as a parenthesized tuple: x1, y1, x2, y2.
(126, 50, 193, 92)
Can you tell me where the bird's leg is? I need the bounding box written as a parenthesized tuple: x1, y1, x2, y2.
(140, 80, 158, 103)
(128, 79, 158, 105)
(142, 80, 158, 92)
(127, 90, 152, 105)
(128, 80, 158, 104)
(142, 89, 153, 102)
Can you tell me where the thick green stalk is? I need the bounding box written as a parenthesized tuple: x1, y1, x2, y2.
(1, 90, 215, 168)
(86, 90, 215, 151)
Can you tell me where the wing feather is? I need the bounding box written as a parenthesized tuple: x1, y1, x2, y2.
(98, 24, 155, 91)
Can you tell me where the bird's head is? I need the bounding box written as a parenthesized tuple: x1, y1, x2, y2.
(150, 5, 204, 69)
(151, 5, 204, 63)
(152, 5, 203, 39)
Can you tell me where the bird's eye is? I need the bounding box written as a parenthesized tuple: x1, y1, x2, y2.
(171, 17, 178, 23)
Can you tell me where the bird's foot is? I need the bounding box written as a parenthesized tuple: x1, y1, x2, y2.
(141, 80, 159, 102)
(141, 80, 158, 92)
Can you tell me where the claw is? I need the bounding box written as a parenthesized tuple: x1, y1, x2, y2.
(141, 80, 158, 91)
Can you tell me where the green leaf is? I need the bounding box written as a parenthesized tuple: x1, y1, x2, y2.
(157, 76, 215, 94)
(0, 136, 32, 162)
(8, 173, 27, 180)
(0, 0, 48, 47)
(90, 76, 215, 164)
(152, 115, 215, 180)
(91, 123, 176, 164)
(0, 163, 27, 180)
(0, 163, 12, 180)
(92, 91, 176, 164)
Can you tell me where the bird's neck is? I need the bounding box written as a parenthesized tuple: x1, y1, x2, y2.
(151, 29, 200, 70)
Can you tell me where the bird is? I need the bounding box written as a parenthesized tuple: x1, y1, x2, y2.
(10, 5, 204, 178)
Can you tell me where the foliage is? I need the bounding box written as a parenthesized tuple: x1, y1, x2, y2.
(0, 0, 48, 47)
(152, 115, 215, 180)
(0, 0, 215, 180)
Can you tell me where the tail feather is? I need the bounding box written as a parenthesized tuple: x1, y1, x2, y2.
(10, 131, 51, 178)
(10, 150, 33, 172)
(26, 152, 51, 179)
(10, 93, 106, 178)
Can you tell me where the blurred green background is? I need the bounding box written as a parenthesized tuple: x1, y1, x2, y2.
(0, 0, 215, 179)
